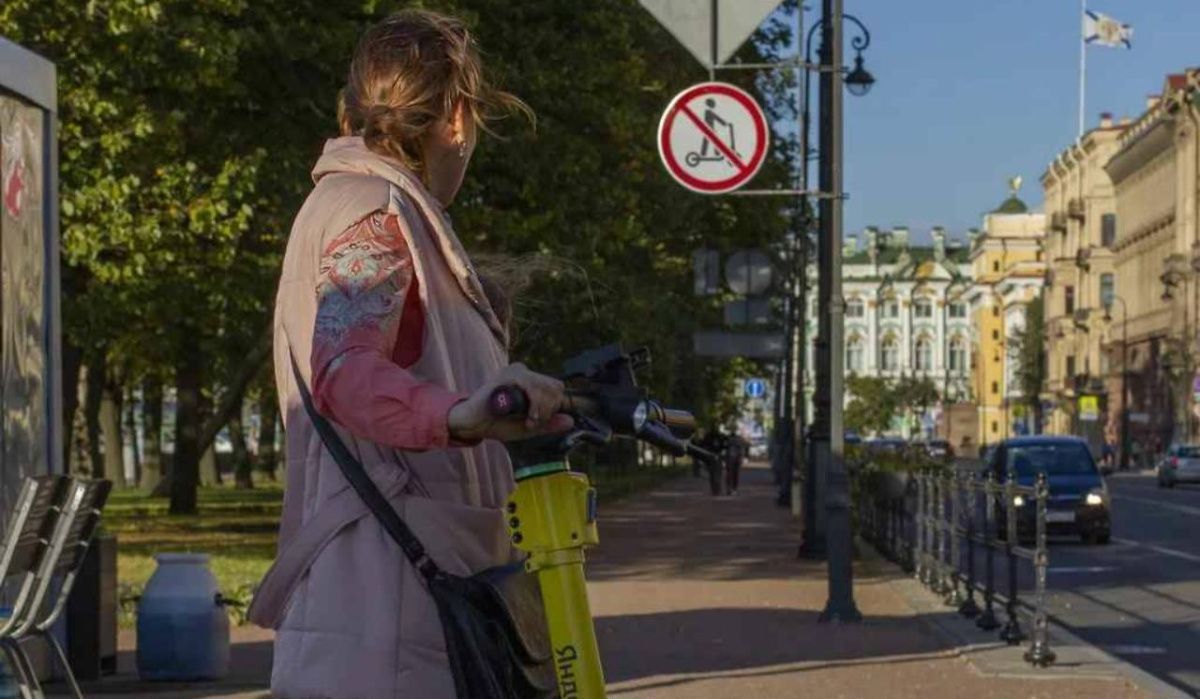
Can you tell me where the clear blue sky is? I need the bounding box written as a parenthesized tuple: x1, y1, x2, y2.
(781, 0, 1200, 244)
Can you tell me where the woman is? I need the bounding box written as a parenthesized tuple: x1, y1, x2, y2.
(247, 10, 569, 698)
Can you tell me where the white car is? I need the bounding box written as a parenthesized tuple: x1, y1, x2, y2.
(1157, 444, 1200, 488)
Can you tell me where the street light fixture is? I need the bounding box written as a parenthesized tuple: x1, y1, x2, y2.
(845, 53, 875, 97)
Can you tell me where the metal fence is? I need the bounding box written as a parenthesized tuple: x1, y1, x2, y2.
(858, 468, 1057, 667)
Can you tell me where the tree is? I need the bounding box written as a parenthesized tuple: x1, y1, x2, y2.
(1008, 296, 1046, 430)
(894, 374, 940, 435)
(3, 0, 797, 511)
(845, 375, 898, 437)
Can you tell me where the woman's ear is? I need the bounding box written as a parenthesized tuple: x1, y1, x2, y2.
(451, 100, 469, 147)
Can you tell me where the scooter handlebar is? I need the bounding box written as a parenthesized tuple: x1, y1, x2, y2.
(488, 385, 529, 418)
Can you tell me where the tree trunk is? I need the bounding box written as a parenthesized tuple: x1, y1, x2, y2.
(200, 444, 220, 487)
(127, 388, 142, 487)
(257, 391, 278, 481)
(169, 351, 203, 515)
(61, 338, 83, 474)
(198, 388, 222, 487)
(141, 378, 164, 490)
(83, 357, 105, 479)
(100, 380, 126, 488)
(230, 407, 253, 490)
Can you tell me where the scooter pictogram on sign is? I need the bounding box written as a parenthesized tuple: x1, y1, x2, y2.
(657, 82, 769, 194)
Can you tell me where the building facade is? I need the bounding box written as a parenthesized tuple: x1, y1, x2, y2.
(969, 187, 1046, 446)
(1041, 113, 1126, 444)
(1104, 71, 1200, 453)
(797, 226, 974, 439)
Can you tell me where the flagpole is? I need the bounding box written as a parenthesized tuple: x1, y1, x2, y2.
(1079, 0, 1087, 138)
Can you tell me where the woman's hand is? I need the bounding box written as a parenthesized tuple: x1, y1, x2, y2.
(447, 363, 574, 443)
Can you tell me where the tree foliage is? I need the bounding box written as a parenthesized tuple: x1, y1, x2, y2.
(2, 0, 797, 510)
(1008, 296, 1046, 411)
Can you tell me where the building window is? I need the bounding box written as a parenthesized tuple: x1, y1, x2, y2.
(881, 338, 899, 371)
(1101, 213, 1117, 248)
(992, 305, 1000, 317)
(949, 339, 967, 373)
(846, 338, 864, 373)
(846, 298, 864, 318)
(1065, 285, 1075, 314)
(992, 421, 999, 434)
(949, 302, 967, 318)
(881, 299, 899, 318)
(991, 381, 999, 395)
(1066, 355, 1076, 378)
(992, 329, 1000, 341)
(1100, 273, 1114, 308)
(914, 298, 933, 318)
(993, 261, 1000, 272)
(915, 338, 933, 371)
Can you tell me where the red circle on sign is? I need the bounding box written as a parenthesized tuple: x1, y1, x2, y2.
(657, 82, 769, 194)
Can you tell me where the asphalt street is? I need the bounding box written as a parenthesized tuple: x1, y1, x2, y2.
(954, 471, 1200, 695)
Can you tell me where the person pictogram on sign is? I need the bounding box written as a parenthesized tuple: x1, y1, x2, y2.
(685, 98, 739, 168)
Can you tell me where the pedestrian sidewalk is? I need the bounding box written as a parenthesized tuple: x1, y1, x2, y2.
(53, 463, 1155, 698)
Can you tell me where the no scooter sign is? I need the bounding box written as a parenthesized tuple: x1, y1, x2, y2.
(657, 82, 769, 194)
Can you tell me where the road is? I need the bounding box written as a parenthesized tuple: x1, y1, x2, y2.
(959, 472, 1200, 695)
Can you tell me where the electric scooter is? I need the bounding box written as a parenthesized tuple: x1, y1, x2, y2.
(488, 344, 717, 699)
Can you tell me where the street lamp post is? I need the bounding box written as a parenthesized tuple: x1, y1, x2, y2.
(812, 0, 863, 624)
(797, 5, 872, 569)
(1104, 296, 1129, 470)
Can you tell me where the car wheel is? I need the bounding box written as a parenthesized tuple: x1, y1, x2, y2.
(1167, 480, 1177, 489)
(1096, 531, 1111, 545)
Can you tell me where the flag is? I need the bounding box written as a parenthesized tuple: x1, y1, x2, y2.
(1084, 10, 1133, 49)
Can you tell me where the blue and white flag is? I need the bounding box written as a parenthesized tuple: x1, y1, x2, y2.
(1084, 10, 1132, 49)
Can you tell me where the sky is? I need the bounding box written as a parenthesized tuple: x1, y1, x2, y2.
(779, 0, 1200, 245)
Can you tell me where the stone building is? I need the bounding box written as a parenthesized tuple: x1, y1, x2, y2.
(1104, 70, 1200, 453)
(798, 226, 974, 438)
(968, 185, 1046, 446)
(1041, 112, 1126, 444)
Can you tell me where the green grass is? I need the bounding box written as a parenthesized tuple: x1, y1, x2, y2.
(106, 485, 283, 626)
(108, 463, 687, 626)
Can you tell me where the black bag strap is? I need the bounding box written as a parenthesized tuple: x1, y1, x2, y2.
(289, 352, 443, 581)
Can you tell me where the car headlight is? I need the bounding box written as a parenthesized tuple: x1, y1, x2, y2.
(1085, 490, 1105, 507)
(1013, 495, 1026, 508)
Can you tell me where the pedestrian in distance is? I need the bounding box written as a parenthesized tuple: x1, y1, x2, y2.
(246, 10, 574, 698)
(725, 428, 747, 496)
(696, 426, 729, 497)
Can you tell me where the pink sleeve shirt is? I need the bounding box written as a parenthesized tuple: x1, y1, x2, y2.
(310, 211, 466, 450)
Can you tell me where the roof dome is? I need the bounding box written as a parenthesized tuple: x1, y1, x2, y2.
(993, 176, 1028, 214)
(993, 195, 1029, 214)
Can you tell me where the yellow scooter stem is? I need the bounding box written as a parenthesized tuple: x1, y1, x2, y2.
(507, 464, 606, 699)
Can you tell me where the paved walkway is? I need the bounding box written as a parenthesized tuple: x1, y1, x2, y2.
(53, 463, 1156, 698)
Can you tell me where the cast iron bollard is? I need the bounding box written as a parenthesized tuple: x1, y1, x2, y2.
(916, 475, 928, 584)
(1000, 466, 1026, 645)
(945, 472, 965, 607)
(976, 471, 1000, 631)
(958, 474, 980, 618)
(934, 476, 950, 595)
(1024, 471, 1056, 667)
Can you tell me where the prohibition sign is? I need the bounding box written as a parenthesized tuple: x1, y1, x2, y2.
(657, 82, 769, 194)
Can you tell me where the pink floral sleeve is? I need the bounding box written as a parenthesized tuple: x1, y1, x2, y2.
(311, 211, 466, 450)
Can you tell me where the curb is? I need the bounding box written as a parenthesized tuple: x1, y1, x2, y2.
(861, 541, 1190, 698)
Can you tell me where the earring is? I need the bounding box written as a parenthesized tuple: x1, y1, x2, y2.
(458, 141, 467, 158)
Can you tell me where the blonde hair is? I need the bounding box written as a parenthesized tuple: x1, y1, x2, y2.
(338, 9, 532, 174)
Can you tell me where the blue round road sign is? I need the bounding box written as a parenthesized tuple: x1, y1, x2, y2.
(745, 378, 767, 399)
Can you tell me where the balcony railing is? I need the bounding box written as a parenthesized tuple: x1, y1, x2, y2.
(1050, 211, 1068, 232)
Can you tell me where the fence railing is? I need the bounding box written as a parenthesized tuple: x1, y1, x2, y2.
(859, 467, 1057, 667)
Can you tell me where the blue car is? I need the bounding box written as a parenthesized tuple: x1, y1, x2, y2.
(985, 436, 1111, 545)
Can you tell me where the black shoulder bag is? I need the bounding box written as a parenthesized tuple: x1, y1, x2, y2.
(290, 357, 557, 698)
